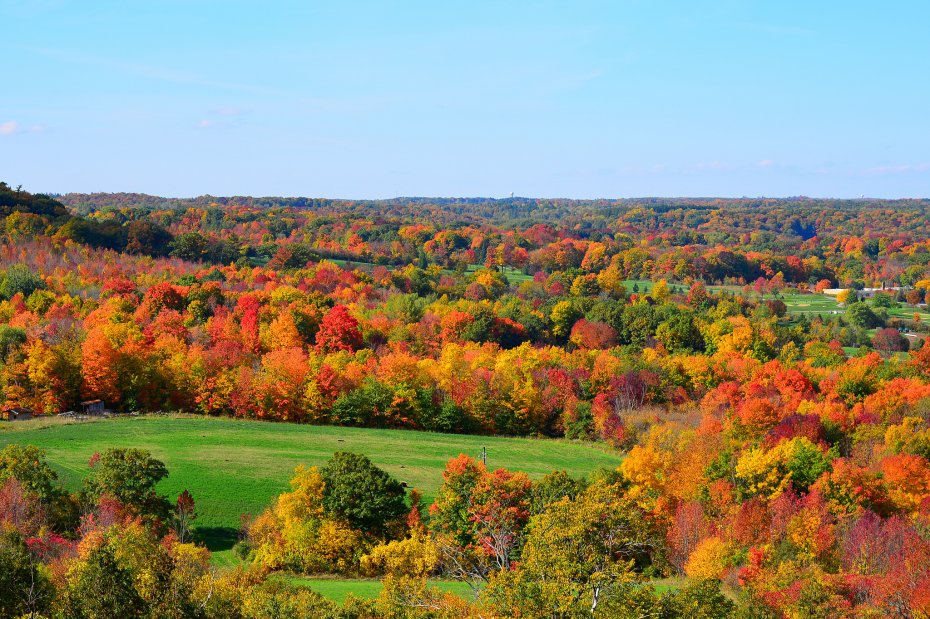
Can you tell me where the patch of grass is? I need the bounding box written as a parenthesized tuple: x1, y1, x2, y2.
(0, 415, 619, 563)
(328, 258, 378, 270)
(886, 306, 930, 321)
(650, 576, 686, 594)
(621, 280, 738, 296)
(284, 576, 476, 604)
(622, 279, 655, 293)
(778, 292, 842, 316)
(283, 574, 688, 605)
(463, 264, 534, 283)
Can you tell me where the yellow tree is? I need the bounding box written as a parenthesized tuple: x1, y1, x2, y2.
(484, 480, 657, 615)
(836, 289, 852, 305)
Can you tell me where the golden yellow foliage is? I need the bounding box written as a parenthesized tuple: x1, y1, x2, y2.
(716, 316, 754, 355)
(885, 416, 930, 457)
(263, 311, 303, 350)
(277, 465, 326, 526)
(735, 447, 791, 499)
(684, 536, 730, 580)
(621, 445, 669, 500)
(652, 279, 670, 302)
(836, 289, 852, 304)
(361, 530, 439, 578)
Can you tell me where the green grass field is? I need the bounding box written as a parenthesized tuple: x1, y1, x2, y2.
(284, 575, 683, 605)
(0, 416, 619, 564)
(283, 576, 477, 604)
(777, 291, 842, 316)
(886, 305, 930, 321)
(464, 263, 534, 283)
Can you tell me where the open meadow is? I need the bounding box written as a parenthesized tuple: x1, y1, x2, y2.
(0, 415, 620, 563)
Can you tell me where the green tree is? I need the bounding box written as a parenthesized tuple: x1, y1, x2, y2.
(655, 312, 704, 353)
(0, 325, 27, 359)
(0, 263, 44, 300)
(330, 379, 393, 427)
(550, 300, 581, 340)
(0, 530, 54, 618)
(620, 302, 658, 347)
(54, 218, 127, 250)
(0, 444, 78, 532)
(670, 579, 735, 618)
(321, 452, 407, 534)
(83, 448, 171, 522)
(170, 232, 210, 262)
(461, 305, 498, 344)
(529, 470, 586, 515)
(782, 437, 832, 492)
(385, 292, 427, 323)
(485, 480, 657, 615)
(0, 444, 60, 503)
(125, 220, 174, 257)
(428, 454, 486, 547)
(845, 302, 882, 329)
(870, 292, 895, 309)
(63, 541, 147, 619)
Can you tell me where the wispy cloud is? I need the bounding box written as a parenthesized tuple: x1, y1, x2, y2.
(0, 121, 20, 135)
(197, 120, 213, 129)
(0, 121, 44, 136)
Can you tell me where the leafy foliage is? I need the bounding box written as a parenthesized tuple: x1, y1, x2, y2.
(321, 452, 407, 534)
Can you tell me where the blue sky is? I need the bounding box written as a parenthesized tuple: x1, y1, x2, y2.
(2, 1, 928, 198)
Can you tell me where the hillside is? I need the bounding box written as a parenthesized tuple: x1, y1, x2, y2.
(0, 415, 620, 561)
(0, 181, 70, 219)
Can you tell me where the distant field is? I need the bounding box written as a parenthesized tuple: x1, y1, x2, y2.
(778, 292, 843, 316)
(464, 263, 534, 283)
(628, 280, 929, 322)
(331, 261, 537, 284)
(886, 305, 930, 321)
(779, 291, 930, 321)
(622, 279, 654, 293)
(0, 416, 619, 564)
(328, 258, 378, 270)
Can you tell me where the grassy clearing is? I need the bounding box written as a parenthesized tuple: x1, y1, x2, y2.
(463, 264, 534, 283)
(622, 279, 653, 293)
(651, 576, 686, 594)
(0, 415, 620, 564)
(328, 258, 379, 270)
(887, 305, 930, 321)
(285, 574, 683, 604)
(284, 576, 476, 604)
(778, 292, 842, 316)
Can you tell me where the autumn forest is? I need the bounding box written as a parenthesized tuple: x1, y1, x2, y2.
(2, 181, 930, 617)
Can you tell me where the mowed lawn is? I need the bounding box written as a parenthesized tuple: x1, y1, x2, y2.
(779, 292, 843, 316)
(0, 416, 620, 562)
